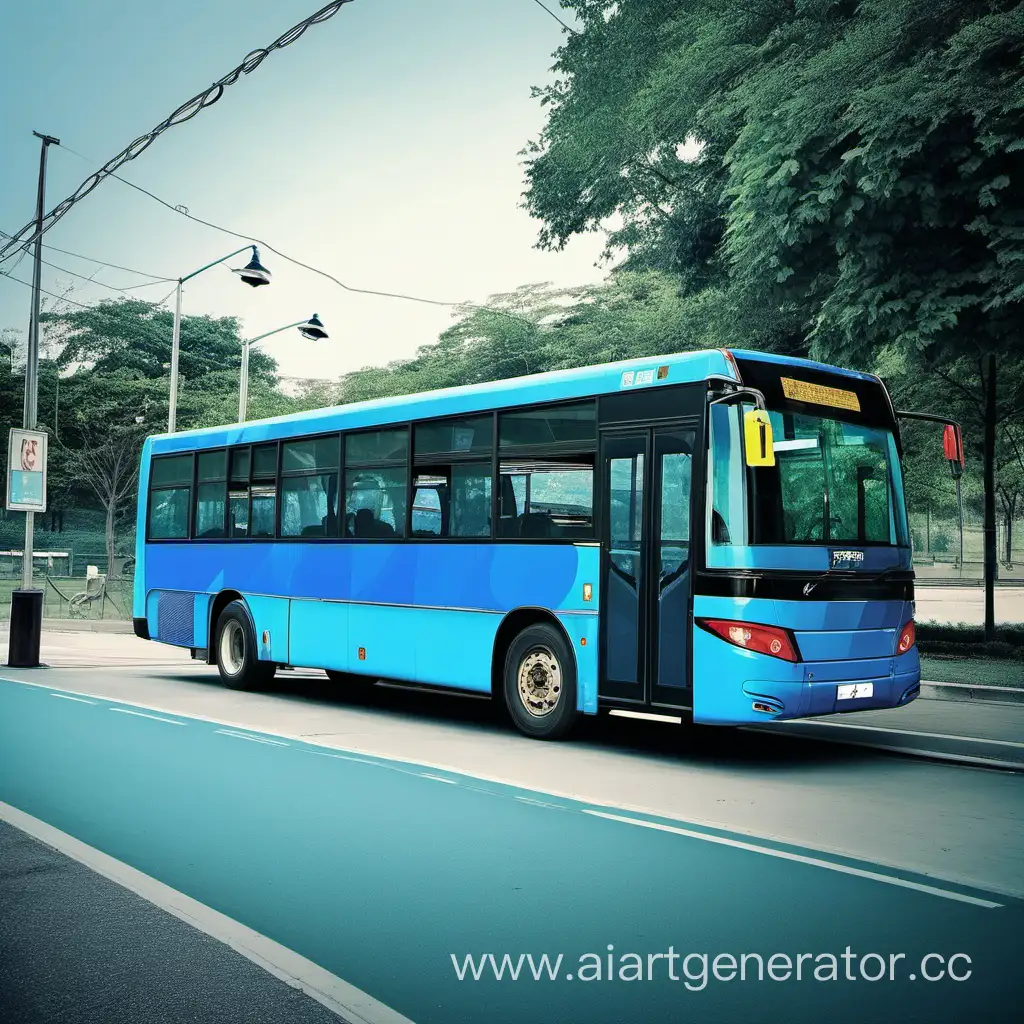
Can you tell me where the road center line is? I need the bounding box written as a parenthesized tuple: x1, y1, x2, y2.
(214, 729, 290, 747)
(50, 693, 97, 705)
(583, 810, 1002, 909)
(110, 708, 185, 726)
(0, 801, 416, 1024)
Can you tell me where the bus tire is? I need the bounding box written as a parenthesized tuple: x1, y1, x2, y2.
(214, 601, 276, 691)
(503, 623, 578, 740)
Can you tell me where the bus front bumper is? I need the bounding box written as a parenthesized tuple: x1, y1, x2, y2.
(693, 647, 921, 725)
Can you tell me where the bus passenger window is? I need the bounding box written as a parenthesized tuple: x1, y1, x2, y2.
(450, 464, 491, 538)
(148, 454, 193, 540)
(250, 486, 276, 538)
(411, 479, 445, 537)
(345, 468, 405, 538)
(229, 490, 249, 538)
(345, 430, 408, 538)
(149, 487, 190, 539)
(499, 458, 594, 539)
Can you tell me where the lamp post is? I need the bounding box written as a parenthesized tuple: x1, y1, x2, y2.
(7, 131, 59, 670)
(238, 315, 328, 422)
(167, 245, 270, 433)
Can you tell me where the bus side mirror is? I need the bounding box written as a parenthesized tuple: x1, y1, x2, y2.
(744, 409, 775, 467)
(943, 423, 965, 479)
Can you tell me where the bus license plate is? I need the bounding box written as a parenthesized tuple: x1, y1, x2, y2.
(837, 683, 873, 700)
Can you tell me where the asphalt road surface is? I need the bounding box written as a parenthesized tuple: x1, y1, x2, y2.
(0, 659, 1021, 1024)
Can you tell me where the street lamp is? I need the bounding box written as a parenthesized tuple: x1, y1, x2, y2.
(238, 314, 328, 423)
(167, 245, 270, 433)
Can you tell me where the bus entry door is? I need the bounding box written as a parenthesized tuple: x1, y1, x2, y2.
(599, 428, 694, 708)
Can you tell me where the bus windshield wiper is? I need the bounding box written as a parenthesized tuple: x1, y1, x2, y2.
(801, 566, 900, 597)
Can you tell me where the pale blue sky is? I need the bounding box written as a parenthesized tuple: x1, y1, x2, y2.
(0, 0, 608, 384)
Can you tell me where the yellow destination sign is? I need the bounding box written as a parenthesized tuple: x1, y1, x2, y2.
(780, 377, 861, 412)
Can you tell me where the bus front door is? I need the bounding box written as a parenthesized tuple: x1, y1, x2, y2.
(599, 428, 694, 709)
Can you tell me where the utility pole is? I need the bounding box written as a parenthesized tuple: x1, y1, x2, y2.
(8, 131, 59, 668)
(983, 352, 997, 641)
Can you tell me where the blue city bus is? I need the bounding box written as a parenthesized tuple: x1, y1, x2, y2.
(133, 348, 922, 740)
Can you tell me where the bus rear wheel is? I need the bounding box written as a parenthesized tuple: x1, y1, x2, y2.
(214, 601, 276, 691)
(503, 623, 578, 740)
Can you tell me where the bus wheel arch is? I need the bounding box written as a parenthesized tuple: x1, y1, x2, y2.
(492, 608, 579, 740)
(208, 590, 245, 664)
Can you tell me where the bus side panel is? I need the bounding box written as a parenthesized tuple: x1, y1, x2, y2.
(346, 603, 416, 680)
(245, 595, 291, 664)
(412, 609, 502, 692)
(133, 438, 154, 625)
(555, 612, 599, 713)
(289, 600, 349, 673)
(193, 592, 212, 649)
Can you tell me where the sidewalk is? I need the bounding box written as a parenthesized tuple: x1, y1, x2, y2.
(0, 819, 347, 1024)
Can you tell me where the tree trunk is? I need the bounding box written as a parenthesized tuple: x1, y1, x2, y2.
(105, 502, 115, 578)
(1006, 512, 1013, 566)
(984, 353, 997, 640)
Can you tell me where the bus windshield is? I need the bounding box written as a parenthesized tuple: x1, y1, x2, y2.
(709, 402, 910, 548)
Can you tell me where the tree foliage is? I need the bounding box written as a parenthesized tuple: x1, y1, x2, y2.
(524, 0, 1024, 369)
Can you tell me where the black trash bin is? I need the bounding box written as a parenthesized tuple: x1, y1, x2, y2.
(7, 589, 43, 667)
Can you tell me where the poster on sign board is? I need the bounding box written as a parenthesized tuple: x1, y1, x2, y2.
(6, 428, 47, 513)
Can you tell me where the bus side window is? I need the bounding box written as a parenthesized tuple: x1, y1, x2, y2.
(499, 474, 523, 537)
(411, 482, 445, 537)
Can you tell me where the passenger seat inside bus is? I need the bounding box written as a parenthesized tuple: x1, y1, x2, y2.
(517, 512, 553, 538)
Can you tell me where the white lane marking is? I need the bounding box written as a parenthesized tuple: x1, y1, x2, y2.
(0, 801, 416, 1024)
(419, 774, 457, 785)
(110, 708, 185, 726)
(215, 729, 289, 747)
(50, 693, 97, 705)
(583, 810, 1002, 909)
(307, 751, 382, 766)
(515, 796, 564, 810)
(789, 721, 1024, 750)
(4, 675, 1019, 902)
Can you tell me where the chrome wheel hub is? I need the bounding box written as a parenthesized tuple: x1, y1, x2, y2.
(220, 620, 245, 674)
(517, 646, 562, 717)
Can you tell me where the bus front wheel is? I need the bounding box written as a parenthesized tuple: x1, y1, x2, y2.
(214, 601, 276, 691)
(503, 623, 578, 740)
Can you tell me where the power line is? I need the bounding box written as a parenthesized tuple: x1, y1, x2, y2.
(2, 225, 173, 282)
(0, 271, 92, 309)
(529, 0, 578, 34)
(0, 1, 356, 265)
(35, 252, 174, 294)
(40, 241, 172, 280)
(2, 261, 179, 311)
(57, 145, 539, 328)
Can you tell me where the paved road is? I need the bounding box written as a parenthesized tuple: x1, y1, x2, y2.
(1, 671, 1022, 1023)
(2, 662, 1022, 897)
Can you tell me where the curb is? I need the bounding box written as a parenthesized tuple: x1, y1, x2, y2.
(921, 680, 1024, 705)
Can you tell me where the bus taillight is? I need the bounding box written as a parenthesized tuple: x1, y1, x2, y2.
(897, 620, 916, 655)
(696, 619, 800, 663)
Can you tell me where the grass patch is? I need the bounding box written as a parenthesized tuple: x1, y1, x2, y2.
(919, 656, 1024, 688)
